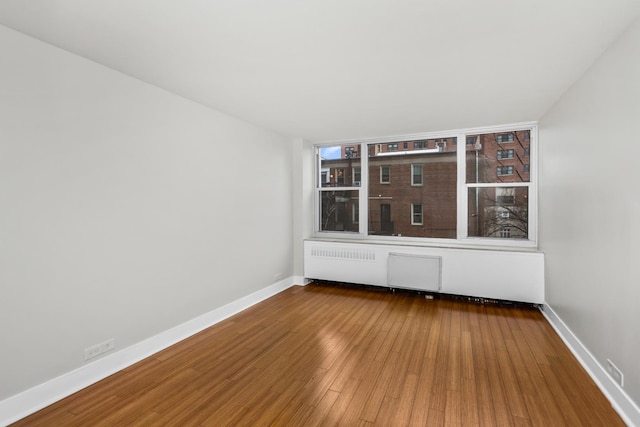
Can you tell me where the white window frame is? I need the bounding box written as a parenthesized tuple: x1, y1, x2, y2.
(380, 165, 390, 184)
(411, 203, 423, 225)
(411, 164, 423, 186)
(314, 122, 537, 249)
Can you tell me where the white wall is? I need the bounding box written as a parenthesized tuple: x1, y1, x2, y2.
(0, 25, 293, 401)
(539, 19, 640, 409)
(292, 138, 315, 276)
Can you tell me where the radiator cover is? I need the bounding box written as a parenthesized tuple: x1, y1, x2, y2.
(304, 240, 544, 303)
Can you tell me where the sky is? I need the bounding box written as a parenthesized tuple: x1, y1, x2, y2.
(321, 146, 341, 159)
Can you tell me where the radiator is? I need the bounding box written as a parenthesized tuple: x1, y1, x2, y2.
(388, 253, 441, 292)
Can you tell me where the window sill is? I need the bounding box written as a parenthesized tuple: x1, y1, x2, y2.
(309, 234, 539, 253)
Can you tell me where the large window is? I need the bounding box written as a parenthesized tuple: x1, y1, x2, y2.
(315, 124, 536, 246)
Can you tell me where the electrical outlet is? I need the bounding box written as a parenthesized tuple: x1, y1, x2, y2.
(606, 359, 624, 387)
(273, 272, 283, 282)
(85, 338, 115, 361)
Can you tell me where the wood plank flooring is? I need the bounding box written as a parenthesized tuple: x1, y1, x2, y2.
(13, 283, 624, 426)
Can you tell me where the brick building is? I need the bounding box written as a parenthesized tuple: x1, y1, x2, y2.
(320, 130, 531, 239)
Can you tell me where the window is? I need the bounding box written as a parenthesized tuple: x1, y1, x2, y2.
(353, 167, 361, 185)
(380, 165, 390, 183)
(497, 149, 514, 159)
(414, 140, 428, 149)
(496, 133, 514, 143)
(411, 204, 423, 225)
(403, 142, 408, 149)
(496, 166, 514, 176)
(500, 228, 511, 238)
(315, 124, 536, 246)
(411, 164, 423, 186)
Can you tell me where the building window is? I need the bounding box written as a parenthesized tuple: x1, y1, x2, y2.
(496, 166, 514, 176)
(387, 143, 398, 151)
(497, 149, 514, 159)
(524, 147, 530, 157)
(403, 142, 408, 149)
(500, 228, 511, 238)
(496, 133, 514, 143)
(380, 165, 390, 183)
(315, 124, 535, 245)
(414, 140, 427, 149)
(411, 164, 423, 186)
(411, 204, 423, 225)
(353, 167, 361, 185)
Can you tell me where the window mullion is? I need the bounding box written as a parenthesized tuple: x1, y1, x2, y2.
(457, 132, 467, 239)
(359, 142, 368, 235)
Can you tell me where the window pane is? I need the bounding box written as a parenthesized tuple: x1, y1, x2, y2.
(466, 131, 531, 184)
(320, 191, 359, 232)
(467, 187, 528, 239)
(320, 145, 362, 187)
(412, 164, 423, 185)
(368, 138, 457, 238)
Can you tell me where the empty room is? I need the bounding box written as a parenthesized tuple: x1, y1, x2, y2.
(1, 1, 639, 426)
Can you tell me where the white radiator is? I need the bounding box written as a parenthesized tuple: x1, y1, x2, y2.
(303, 240, 545, 303)
(388, 253, 441, 292)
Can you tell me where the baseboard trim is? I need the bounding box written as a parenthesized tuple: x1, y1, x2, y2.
(541, 303, 639, 427)
(294, 275, 312, 285)
(0, 277, 300, 426)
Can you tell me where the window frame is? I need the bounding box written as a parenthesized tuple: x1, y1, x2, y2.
(380, 165, 391, 184)
(411, 164, 423, 186)
(411, 203, 423, 225)
(313, 122, 537, 249)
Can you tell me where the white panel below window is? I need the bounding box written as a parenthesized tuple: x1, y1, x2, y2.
(304, 240, 544, 303)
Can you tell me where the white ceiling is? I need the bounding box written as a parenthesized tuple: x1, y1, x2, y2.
(0, 1, 639, 141)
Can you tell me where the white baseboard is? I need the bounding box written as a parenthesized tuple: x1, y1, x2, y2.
(541, 303, 640, 427)
(0, 277, 300, 426)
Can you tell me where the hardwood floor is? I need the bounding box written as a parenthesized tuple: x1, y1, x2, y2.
(13, 283, 624, 426)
